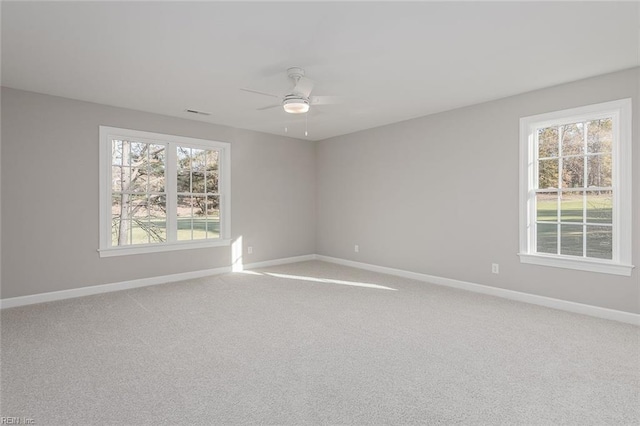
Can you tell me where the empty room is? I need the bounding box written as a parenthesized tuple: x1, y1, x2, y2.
(1, 1, 638, 424)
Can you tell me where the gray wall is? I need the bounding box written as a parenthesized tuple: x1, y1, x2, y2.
(3, 68, 639, 314)
(317, 67, 639, 314)
(1, 87, 316, 298)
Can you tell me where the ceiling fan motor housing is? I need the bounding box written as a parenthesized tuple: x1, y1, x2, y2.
(287, 67, 305, 80)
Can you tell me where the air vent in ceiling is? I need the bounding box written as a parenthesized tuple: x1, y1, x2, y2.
(185, 109, 211, 116)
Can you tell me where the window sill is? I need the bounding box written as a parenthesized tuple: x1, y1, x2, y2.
(99, 239, 232, 257)
(518, 253, 634, 276)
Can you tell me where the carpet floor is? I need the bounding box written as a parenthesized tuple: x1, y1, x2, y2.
(1, 260, 638, 425)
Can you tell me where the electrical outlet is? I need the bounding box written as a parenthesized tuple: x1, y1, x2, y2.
(354, 244, 359, 253)
(492, 263, 499, 274)
(248, 246, 253, 254)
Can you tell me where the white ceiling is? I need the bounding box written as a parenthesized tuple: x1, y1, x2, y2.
(2, 1, 638, 141)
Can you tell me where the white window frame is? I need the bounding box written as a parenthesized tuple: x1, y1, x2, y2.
(519, 99, 633, 276)
(99, 126, 231, 257)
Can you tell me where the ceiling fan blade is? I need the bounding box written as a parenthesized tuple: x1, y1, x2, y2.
(240, 88, 281, 99)
(256, 104, 282, 111)
(294, 76, 315, 98)
(309, 96, 342, 105)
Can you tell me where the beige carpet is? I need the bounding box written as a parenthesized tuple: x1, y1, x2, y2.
(1, 260, 638, 425)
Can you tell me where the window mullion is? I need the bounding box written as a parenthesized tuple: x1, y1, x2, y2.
(219, 148, 227, 240)
(557, 126, 562, 255)
(530, 130, 538, 253)
(582, 121, 588, 257)
(612, 112, 621, 263)
(166, 143, 178, 242)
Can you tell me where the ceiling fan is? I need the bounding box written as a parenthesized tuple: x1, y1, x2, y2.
(241, 67, 338, 114)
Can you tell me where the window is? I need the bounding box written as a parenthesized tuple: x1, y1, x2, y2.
(99, 126, 230, 257)
(519, 99, 633, 276)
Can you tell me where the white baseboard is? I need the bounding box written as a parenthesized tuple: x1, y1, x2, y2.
(243, 254, 317, 270)
(3, 253, 638, 325)
(0, 254, 316, 309)
(0, 266, 231, 309)
(316, 255, 640, 326)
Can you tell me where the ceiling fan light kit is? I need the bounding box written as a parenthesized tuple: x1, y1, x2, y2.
(283, 97, 309, 114)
